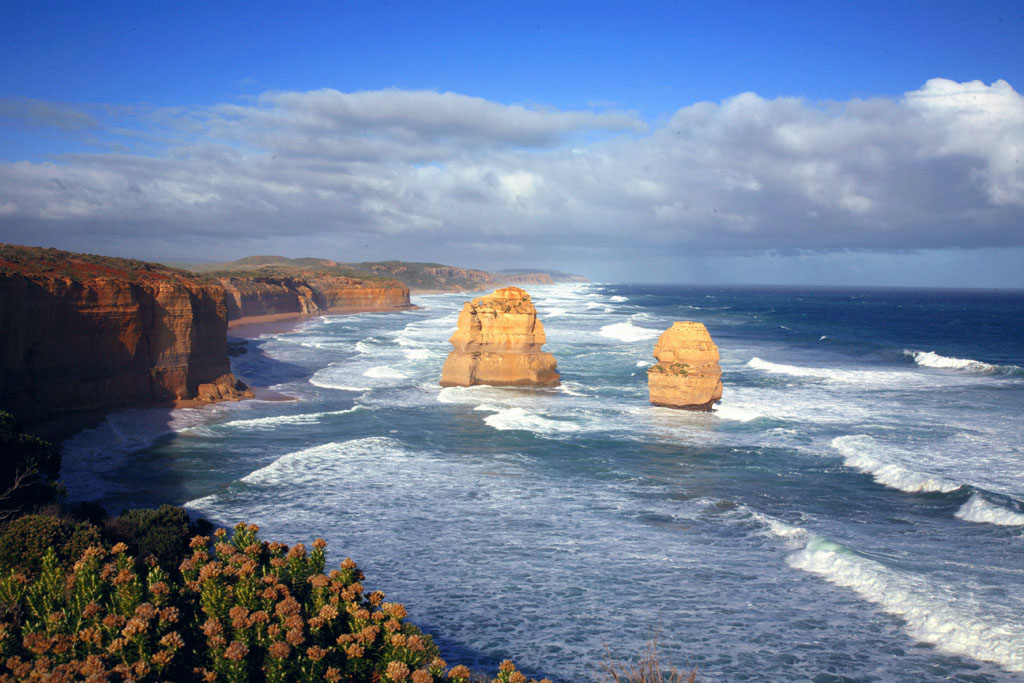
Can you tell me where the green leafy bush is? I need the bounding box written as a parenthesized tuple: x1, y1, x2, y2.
(0, 411, 62, 514)
(0, 514, 103, 575)
(104, 504, 193, 570)
(0, 523, 549, 683)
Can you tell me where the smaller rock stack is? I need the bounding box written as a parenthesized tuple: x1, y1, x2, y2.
(647, 321, 723, 410)
(440, 287, 560, 387)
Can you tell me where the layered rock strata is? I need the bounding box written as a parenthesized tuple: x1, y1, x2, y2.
(647, 321, 723, 410)
(440, 287, 559, 387)
(0, 244, 251, 425)
(219, 274, 411, 320)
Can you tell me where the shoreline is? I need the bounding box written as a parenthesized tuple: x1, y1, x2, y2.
(227, 304, 416, 339)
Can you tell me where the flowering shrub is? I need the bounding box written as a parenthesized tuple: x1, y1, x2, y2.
(0, 523, 549, 682)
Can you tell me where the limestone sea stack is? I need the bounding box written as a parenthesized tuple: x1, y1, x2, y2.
(440, 287, 560, 387)
(647, 321, 723, 410)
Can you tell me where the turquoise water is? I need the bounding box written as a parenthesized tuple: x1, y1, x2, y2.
(63, 284, 1024, 681)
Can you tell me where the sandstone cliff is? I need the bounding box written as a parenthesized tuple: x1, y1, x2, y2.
(440, 287, 559, 387)
(647, 321, 723, 411)
(0, 244, 251, 425)
(218, 273, 410, 320)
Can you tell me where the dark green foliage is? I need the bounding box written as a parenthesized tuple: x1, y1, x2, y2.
(0, 514, 102, 575)
(0, 412, 62, 514)
(104, 504, 192, 570)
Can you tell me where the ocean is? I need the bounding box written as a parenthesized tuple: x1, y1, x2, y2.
(61, 283, 1024, 681)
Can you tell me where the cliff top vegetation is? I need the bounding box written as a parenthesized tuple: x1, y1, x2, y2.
(180, 256, 586, 292)
(0, 244, 207, 286)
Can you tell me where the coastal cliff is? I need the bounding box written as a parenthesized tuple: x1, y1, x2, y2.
(185, 256, 587, 293)
(218, 273, 411, 320)
(0, 244, 250, 425)
(647, 321, 723, 410)
(440, 286, 559, 387)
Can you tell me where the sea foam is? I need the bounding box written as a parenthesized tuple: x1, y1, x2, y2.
(713, 404, 764, 423)
(830, 435, 962, 494)
(955, 493, 1024, 526)
(363, 366, 408, 379)
(477, 406, 580, 437)
(788, 536, 1024, 672)
(599, 321, 660, 343)
(204, 407, 363, 431)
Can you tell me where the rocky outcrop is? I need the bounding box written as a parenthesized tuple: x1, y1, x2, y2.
(440, 287, 559, 387)
(647, 322, 723, 410)
(0, 244, 251, 425)
(219, 274, 411, 320)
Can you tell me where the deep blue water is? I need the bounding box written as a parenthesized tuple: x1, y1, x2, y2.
(63, 284, 1024, 681)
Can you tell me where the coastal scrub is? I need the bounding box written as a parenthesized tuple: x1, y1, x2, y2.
(0, 523, 549, 682)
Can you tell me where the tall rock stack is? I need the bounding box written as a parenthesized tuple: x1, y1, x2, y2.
(440, 287, 560, 387)
(647, 321, 723, 410)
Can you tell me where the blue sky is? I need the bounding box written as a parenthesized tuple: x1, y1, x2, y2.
(1, 1, 1022, 286)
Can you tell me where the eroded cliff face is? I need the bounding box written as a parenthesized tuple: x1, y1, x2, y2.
(647, 321, 723, 411)
(440, 287, 559, 387)
(0, 245, 251, 425)
(219, 274, 410, 320)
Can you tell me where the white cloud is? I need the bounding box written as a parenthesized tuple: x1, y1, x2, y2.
(0, 81, 1021, 274)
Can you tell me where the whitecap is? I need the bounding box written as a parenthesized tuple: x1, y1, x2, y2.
(543, 308, 569, 318)
(204, 407, 364, 430)
(403, 349, 433, 361)
(364, 366, 407, 379)
(478, 407, 580, 436)
(830, 435, 962, 493)
(354, 340, 378, 354)
(558, 382, 587, 397)
(749, 510, 813, 549)
(747, 357, 917, 386)
(188, 438, 403, 497)
(955, 493, 1024, 526)
(904, 349, 1005, 373)
(788, 536, 1024, 672)
(713, 404, 764, 423)
(635, 360, 652, 367)
(599, 321, 660, 343)
(609, 296, 628, 302)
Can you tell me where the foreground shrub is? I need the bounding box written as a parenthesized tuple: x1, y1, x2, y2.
(601, 639, 696, 683)
(0, 513, 103, 575)
(0, 523, 549, 682)
(104, 504, 193, 570)
(0, 411, 62, 516)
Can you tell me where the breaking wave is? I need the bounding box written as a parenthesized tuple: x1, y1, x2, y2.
(364, 365, 408, 379)
(829, 435, 962, 493)
(904, 349, 1019, 374)
(475, 406, 580, 437)
(787, 536, 1024, 672)
(955, 493, 1024, 526)
(599, 321, 660, 343)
